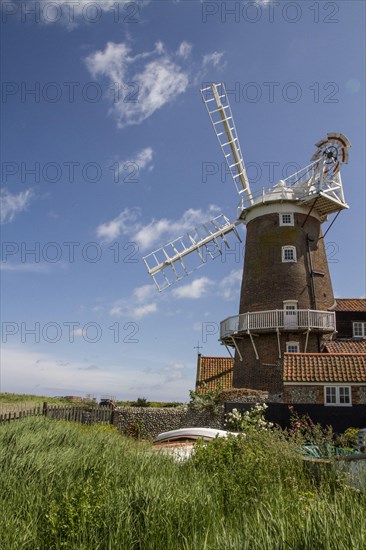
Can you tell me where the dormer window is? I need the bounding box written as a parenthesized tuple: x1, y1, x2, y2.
(282, 246, 297, 263)
(280, 213, 294, 226)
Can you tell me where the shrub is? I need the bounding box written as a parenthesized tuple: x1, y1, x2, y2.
(188, 384, 222, 413)
(224, 403, 274, 433)
(131, 397, 150, 407)
(335, 427, 360, 449)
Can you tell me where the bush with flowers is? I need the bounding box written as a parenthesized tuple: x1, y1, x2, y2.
(224, 403, 274, 433)
(286, 406, 359, 458)
(287, 406, 333, 445)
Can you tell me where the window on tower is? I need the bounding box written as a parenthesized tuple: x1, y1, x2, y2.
(286, 341, 300, 352)
(282, 246, 297, 263)
(279, 213, 294, 226)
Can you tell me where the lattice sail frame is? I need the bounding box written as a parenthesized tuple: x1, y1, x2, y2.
(201, 83, 253, 203)
(143, 214, 242, 291)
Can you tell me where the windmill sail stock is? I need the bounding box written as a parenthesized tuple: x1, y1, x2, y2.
(201, 83, 253, 203)
(143, 215, 242, 292)
(143, 82, 351, 291)
(143, 82, 251, 292)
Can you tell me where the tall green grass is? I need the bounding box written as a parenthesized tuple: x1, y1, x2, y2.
(0, 418, 364, 549)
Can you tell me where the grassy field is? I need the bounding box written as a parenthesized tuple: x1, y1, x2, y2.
(0, 393, 184, 414)
(0, 393, 83, 416)
(0, 417, 364, 549)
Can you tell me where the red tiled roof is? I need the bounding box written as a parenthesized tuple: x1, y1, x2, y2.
(332, 298, 366, 312)
(196, 355, 233, 392)
(324, 340, 366, 353)
(283, 353, 366, 383)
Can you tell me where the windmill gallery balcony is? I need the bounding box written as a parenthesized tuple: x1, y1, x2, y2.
(220, 309, 336, 343)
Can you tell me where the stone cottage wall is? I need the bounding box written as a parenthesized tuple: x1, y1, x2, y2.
(283, 385, 366, 405)
(283, 386, 318, 404)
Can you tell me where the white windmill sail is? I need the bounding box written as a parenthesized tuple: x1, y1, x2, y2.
(201, 83, 253, 204)
(143, 214, 241, 291)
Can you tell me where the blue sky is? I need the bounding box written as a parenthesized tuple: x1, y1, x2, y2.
(1, 0, 365, 401)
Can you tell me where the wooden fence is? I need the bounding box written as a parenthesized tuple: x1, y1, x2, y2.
(0, 405, 43, 423)
(44, 403, 113, 424)
(0, 403, 113, 425)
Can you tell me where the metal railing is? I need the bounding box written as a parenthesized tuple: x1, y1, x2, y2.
(220, 309, 336, 339)
(237, 159, 344, 213)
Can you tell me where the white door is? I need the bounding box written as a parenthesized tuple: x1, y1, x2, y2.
(284, 304, 298, 329)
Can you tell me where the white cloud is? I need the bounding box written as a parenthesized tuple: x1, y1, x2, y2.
(218, 269, 242, 300)
(85, 41, 131, 82)
(131, 303, 157, 320)
(96, 205, 221, 250)
(132, 205, 221, 251)
(133, 284, 156, 303)
(96, 207, 140, 243)
(85, 40, 225, 127)
(85, 41, 190, 127)
(202, 52, 224, 68)
(109, 299, 157, 320)
(177, 41, 193, 59)
(0, 345, 192, 401)
(114, 146, 154, 179)
(110, 304, 124, 318)
(172, 277, 213, 299)
(0, 188, 34, 224)
(133, 147, 154, 170)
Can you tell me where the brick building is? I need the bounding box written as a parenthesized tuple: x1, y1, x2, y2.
(196, 299, 366, 420)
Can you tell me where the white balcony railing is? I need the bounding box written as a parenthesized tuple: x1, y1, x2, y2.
(220, 309, 336, 340)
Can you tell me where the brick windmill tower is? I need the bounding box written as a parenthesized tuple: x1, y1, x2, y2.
(143, 83, 351, 394)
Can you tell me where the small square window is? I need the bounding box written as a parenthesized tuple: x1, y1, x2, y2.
(286, 341, 300, 353)
(282, 246, 297, 263)
(280, 213, 294, 226)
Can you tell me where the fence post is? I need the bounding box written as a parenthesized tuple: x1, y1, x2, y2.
(43, 402, 48, 417)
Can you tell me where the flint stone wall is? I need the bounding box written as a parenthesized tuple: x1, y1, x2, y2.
(359, 387, 366, 404)
(284, 387, 318, 404)
(218, 388, 268, 403)
(113, 406, 224, 439)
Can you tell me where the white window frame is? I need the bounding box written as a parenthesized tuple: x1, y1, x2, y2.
(324, 386, 352, 406)
(286, 341, 300, 353)
(353, 322, 366, 339)
(283, 300, 298, 310)
(279, 213, 294, 226)
(282, 246, 297, 263)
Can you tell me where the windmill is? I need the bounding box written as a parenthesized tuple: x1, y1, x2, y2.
(143, 83, 351, 393)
